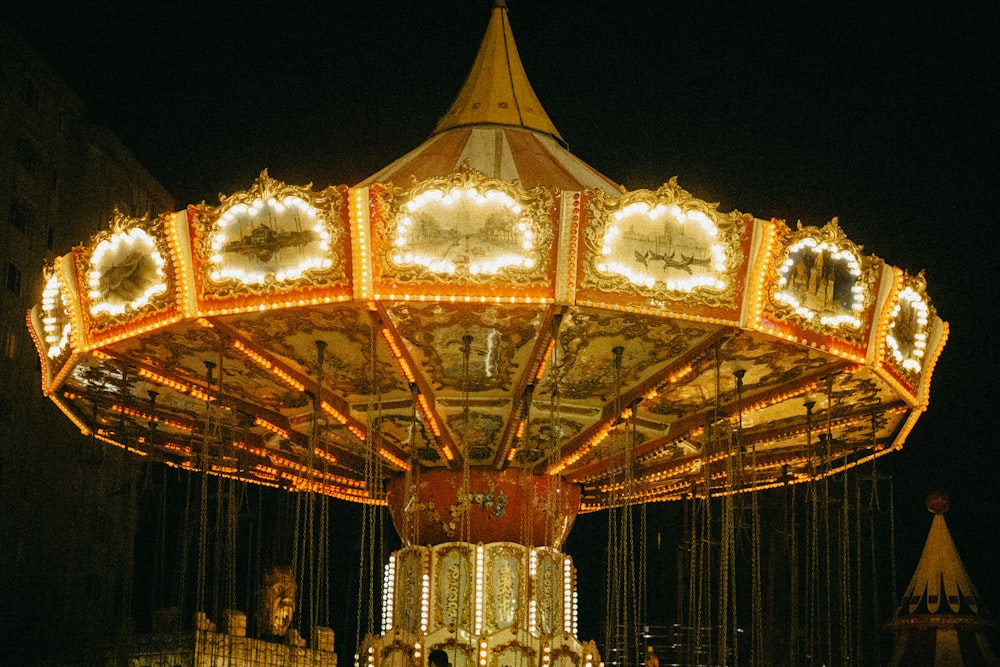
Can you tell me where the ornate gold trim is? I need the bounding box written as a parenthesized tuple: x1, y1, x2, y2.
(767, 218, 879, 343)
(884, 270, 936, 381)
(77, 210, 174, 328)
(190, 170, 349, 300)
(373, 165, 555, 287)
(580, 179, 746, 308)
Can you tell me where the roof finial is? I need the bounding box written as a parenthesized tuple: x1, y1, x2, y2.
(493, 0, 508, 8)
(926, 489, 950, 514)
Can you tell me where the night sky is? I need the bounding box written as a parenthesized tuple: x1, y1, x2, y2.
(6, 0, 999, 643)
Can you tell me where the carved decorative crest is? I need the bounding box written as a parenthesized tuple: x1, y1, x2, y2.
(79, 210, 173, 326)
(581, 178, 746, 307)
(374, 165, 555, 287)
(886, 270, 935, 378)
(769, 218, 878, 340)
(191, 170, 348, 299)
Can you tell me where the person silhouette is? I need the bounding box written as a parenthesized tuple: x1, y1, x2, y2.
(429, 649, 450, 667)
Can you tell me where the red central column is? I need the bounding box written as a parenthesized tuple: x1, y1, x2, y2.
(385, 469, 581, 547)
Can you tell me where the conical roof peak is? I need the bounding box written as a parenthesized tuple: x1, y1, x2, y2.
(887, 495, 999, 667)
(894, 495, 986, 621)
(433, 3, 562, 140)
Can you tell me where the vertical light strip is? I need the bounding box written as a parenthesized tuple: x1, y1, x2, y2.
(351, 187, 373, 300)
(421, 571, 431, 634)
(562, 555, 573, 633)
(474, 545, 485, 636)
(382, 555, 396, 632)
(529, 549, 538, 635)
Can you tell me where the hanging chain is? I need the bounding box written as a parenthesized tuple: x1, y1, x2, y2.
(868, 416, 882, 667)
(460, 334, 473, 545)
(804, 399, 817, 666)
(738, 368, 763, 667)
(544, 313, 564, 550)
(714, 342, 732, 666)
(889, 476, 897, 621)
(788, 480, 798, 667)
(853, 466, 863, 665)
(840, 458, 851, 665)
(823, 377, 834, 667)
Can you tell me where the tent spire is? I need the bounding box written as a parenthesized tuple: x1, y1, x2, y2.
(434, 2, 562, 140)
(887, 491, 999, 667)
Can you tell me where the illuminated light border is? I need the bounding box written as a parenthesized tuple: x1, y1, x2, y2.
(207, 196, 333, 285)
(165, 210, 197, 316)
(189, 172, 352, 314)
(599, 202, 726, 290)
(136, 367, 217, 404)
(882, 270, 934, 377)
(746, 218, 783, 338)
(370, 167, 558, 299)
(268, 450, 367, 489)
(94, 432, 149, 456)
(110, 404, 194, 433)
(380, 325, 416, 383)
(352, 187, 373, 300)
(69, 212, 182, 351)
(41, 273, 73, 359)
(314, 448, 338, 466)
(562, 555, 575, 634)
(164, 441, 195, 456)
(233, 440, 270, 458)
(27, 309, 81, 396)
(760, 218, 880, 356)
(378, 447, 411, 471)
(547, 421, 613, 475)
(579, 181, 750, 319)
(416, 394, 442, 439)
(232, 339, 306, 392)
(373, 293, 554, 306)
(527, 550, 539, 634)
(254, 417, 289, 439)
(393, 187, 536, 277)
(87, 226, 168, 317)
(774, 236, 864, 328)
(533, 338, 557, 382)
(50, 393, 91, 435)
(420, 571, 430, 633)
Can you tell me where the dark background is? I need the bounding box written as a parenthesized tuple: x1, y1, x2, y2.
(5, 0, 998, 657)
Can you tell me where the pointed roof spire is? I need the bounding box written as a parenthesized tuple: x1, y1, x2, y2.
(895, 491, 984, 619)
(887, 492, 998, 667)
(434, 2, 563, 140)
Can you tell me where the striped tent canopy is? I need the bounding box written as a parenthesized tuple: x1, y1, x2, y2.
(888, 491, 999, 667)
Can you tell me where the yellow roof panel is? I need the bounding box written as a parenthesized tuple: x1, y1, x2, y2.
(434, 3, 562, 140)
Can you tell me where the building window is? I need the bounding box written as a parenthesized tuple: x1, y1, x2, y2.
(6, 263, 22, 296)
(1, 323, 16, 359)
(21, 77, 39, 111)
(16, 136, 41, 175)
(10, 199, 36, 233)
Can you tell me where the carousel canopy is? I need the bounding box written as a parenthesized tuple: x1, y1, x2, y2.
(28, 2, 946, 513)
